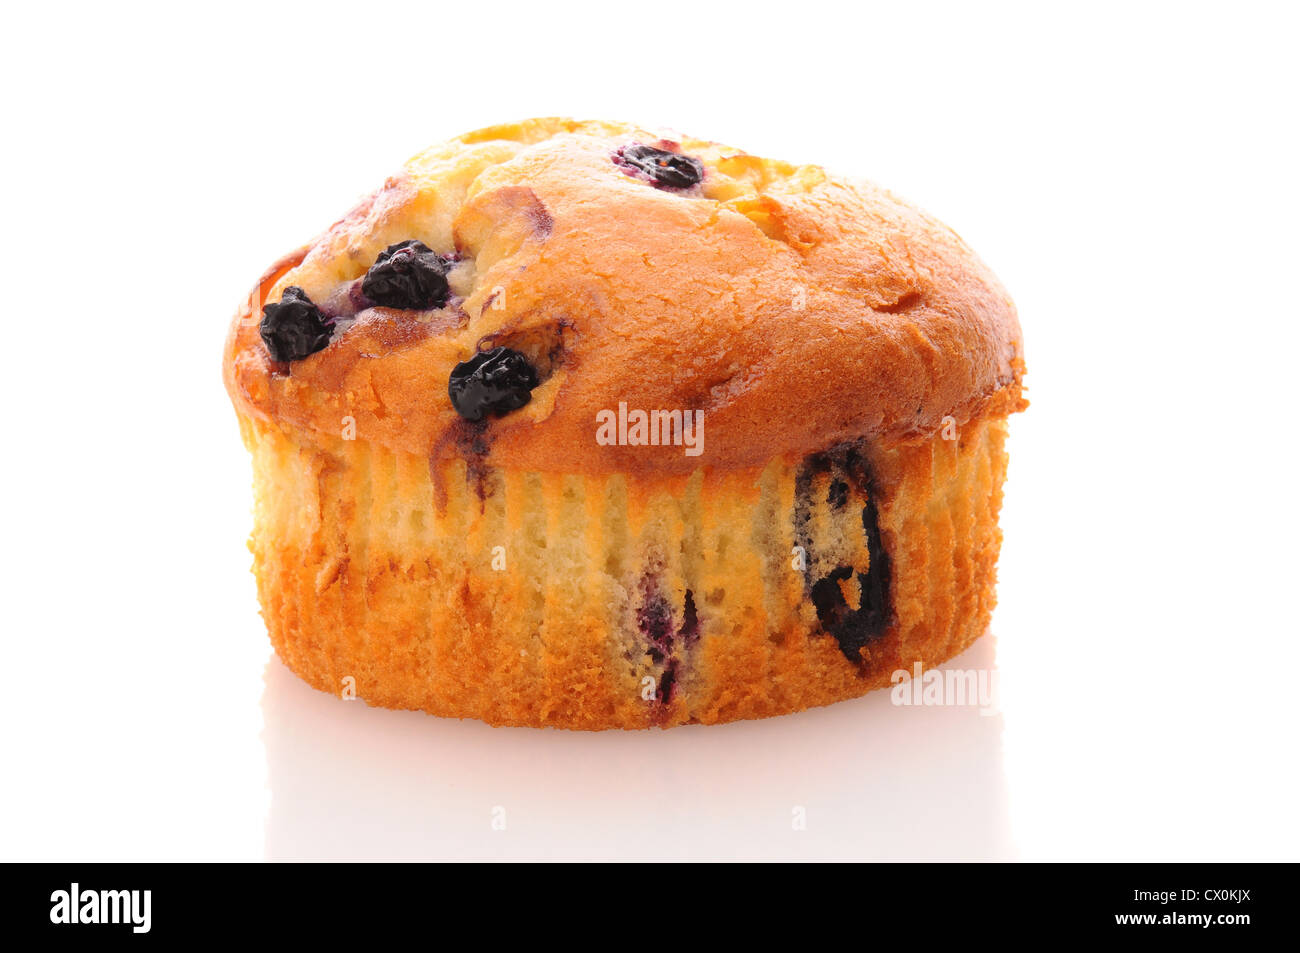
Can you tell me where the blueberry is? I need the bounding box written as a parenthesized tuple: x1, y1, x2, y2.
(361, 240, 451, 310)
(260, 286, 332, 362)
(809, 496, 894, 663)
(636, 577, 695, 706)
(447, 347, 539, 421)
(637, 584, 675, 664)
(614, 143, 705, 189)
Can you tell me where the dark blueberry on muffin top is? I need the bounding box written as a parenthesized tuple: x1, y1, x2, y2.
(448, 347, 539, 421)
(614, 143, 705, 189)
(362, 240, 451, 310)
(260, 286, 332, 362)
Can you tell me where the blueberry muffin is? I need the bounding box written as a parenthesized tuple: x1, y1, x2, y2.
(223, 117, 1026, 729)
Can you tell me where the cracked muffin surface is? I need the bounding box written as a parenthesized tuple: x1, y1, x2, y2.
(223, 117, 1026, 729)
(225, 117, 1024, 475)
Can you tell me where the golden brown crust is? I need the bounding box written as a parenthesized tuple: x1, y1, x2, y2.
(224, 118, 1024, 475)
(240, 412, 1010, 729)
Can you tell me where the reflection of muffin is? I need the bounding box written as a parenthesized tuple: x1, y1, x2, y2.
(223, 118, 1026, 730)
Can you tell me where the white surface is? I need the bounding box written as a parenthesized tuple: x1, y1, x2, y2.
(1, 1, 1296, 861)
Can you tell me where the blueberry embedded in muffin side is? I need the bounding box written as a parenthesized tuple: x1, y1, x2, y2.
(224, 117, 1026, 729)
(796, 449, 895, 666)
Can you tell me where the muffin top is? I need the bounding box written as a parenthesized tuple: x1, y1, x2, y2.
(224, 118, 1025, 474)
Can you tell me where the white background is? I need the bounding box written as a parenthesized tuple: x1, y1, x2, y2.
(2, 1, 1296, 861)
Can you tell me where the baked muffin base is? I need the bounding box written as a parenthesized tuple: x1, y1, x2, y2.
(239, 414, 1009, 729)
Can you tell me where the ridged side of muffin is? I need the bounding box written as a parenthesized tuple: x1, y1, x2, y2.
(239, 412, 1008, 729)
